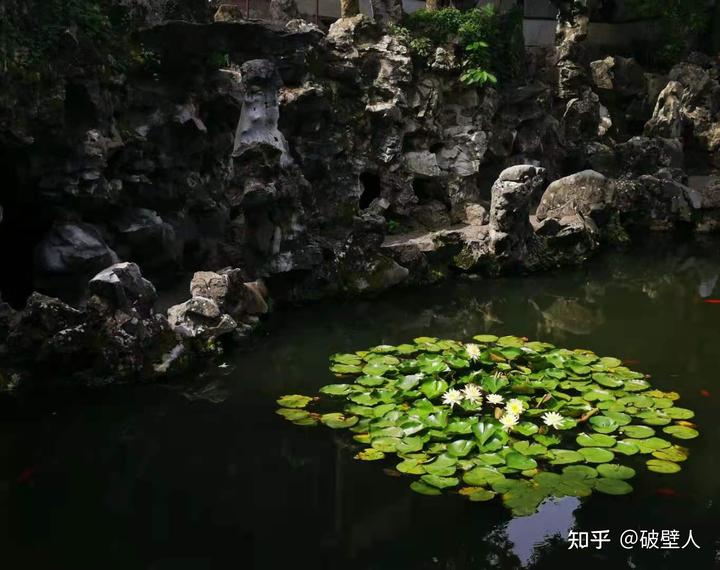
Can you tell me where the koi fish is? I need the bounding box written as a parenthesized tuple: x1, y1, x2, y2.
(701, 389, 711, 397)
(17, 467, 36, 484)
(655, 488, 677, 497)
(622, 359, 641, 366)
(702, 299, 720, 304)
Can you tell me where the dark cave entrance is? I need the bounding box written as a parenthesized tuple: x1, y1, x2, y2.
(412, 178, 449, 208)
(0, 149, 50, 308)
(359, 172, 382, 210)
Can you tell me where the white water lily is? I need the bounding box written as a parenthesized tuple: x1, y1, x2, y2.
(541, 411, 565, 429)
(462, 383, 483, 405)
(442, 388, 464, 408)
(465, 343, 482, 360)
(486, 393, 504, 405)
(506, 398, 525, 416)
(499, 412, 519, 431)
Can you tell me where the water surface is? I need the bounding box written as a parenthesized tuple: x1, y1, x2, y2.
(2, 238, 720, 569)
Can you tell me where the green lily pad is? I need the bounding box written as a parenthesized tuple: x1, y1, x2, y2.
(461, 487, 496, 502)
(594, 477, 633, 495)
(421, 474, 459, 489)
(410, 481, 441, 495)
(550, 449, 585, 465)
(646, 459, 681, 473)
(596, 463, 636, 480)
(396, 436, 425, 454)
(321, 413, 359, 429)
(612, 441, 640, 456)
(589, 415, 620, 434)
(276, 408, 310, 420)
(664, 407, 695, 420)
(578, 447, 615, 463)
(512, 441, 548, 456)
(621, 425, 655, 439)
(562, 465, 598, 479)
(576, 433, 617, 448)
(652, 445, 689, 462)
(277, 394, 313, 408)
(505, 452, 538, 470)
(356, 448, 385, 461)
(463, 466, 506, 486)
(663, 425, 699, 440)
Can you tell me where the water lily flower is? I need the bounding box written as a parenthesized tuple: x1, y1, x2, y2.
(486, 393, 504, 405)
(499, 413, 519, 431)
(465, 343, 482, 360)
(541, 411, 565, 429)
(442, 388, 464, 409)
(506, 398, 525, 416)
(462, 384, 483, 405)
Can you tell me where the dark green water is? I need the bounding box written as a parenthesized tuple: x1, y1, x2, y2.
(2, 238, 720, 569)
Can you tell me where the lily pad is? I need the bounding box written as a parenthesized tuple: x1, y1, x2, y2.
(594, 477, 633, 495)
(663, 425, 699, 440)
(277, 394, 313, 408)
(421, 474, 459, 489)
(646, 459, 681, 473)
(410, 481, 441, 495)
(576, 433, 616, 448)
(578, 447, 615, 463)
(321, 413, 359, 429)
(463, 466, 506, 487)
(356, 448, 385, 461)
(621, 425, 655, 439)
(596, 463, 636, 480)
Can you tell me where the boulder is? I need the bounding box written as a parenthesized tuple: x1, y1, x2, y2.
(189, 269, 267, 319)
(35, 223, 118, 277)
(615, 136, 683, 177)
(614, 174, 700, 230)
(562, 89, 602, 141)
(590, 56, 646, 99)
(695, 176, 720, 232)
(536, 170, 615, 224)
(167, 297, 237, 340)
(88, 262, 157, 313)
(535, 214, 600, 262)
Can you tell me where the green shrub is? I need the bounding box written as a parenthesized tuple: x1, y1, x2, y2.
(624, 0, 711, 66)
(394, 6, 524, 86)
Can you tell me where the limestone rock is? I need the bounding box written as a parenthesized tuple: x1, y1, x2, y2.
(35, 223, 118, 277)
(536, 170, 615, 223)
(88, 262, 158, 313)
(167, 297, 237, 340)
(233, 59, 292, 167)
(644, 81, 685, 138)
(489, 165, 546, 264)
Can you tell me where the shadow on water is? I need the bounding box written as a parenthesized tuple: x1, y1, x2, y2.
(2, 237, 720, 569)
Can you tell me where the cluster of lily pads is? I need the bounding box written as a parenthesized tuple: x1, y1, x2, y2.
(276, 334, 698, 516)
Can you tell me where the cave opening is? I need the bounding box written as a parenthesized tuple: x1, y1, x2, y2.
(0, 148, 49, 308)
(359, 172, 382, 210)
(412, 178, 449, 208)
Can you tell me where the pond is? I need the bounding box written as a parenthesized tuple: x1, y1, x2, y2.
(1, 236, 719, 569)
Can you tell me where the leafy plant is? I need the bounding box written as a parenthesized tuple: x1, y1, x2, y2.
(394, 6, 523, 86)
(277, 334, 698, 517)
